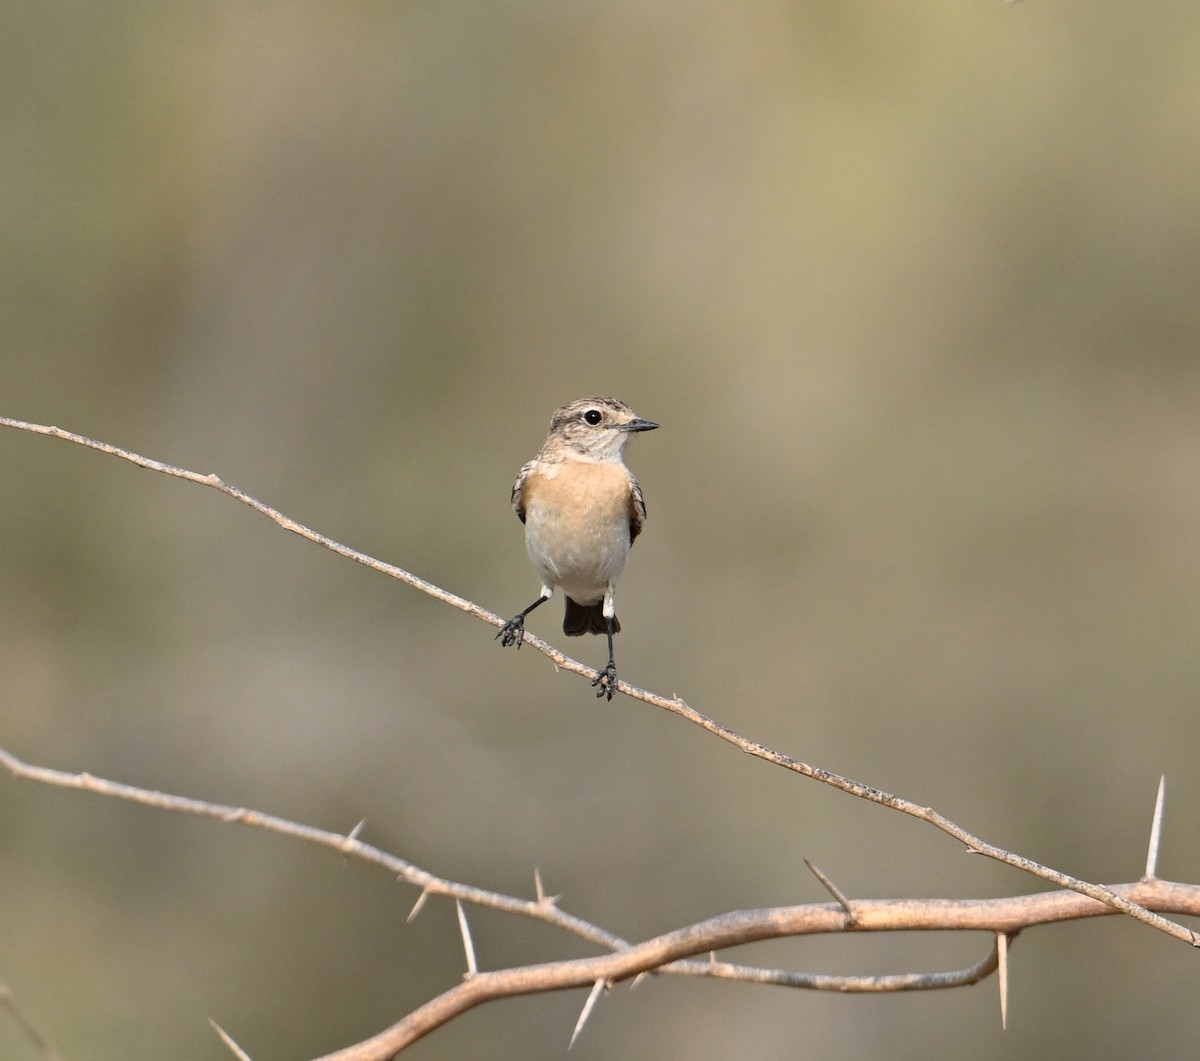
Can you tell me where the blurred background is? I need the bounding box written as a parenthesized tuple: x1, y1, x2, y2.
(2, 2, 1200, 1058)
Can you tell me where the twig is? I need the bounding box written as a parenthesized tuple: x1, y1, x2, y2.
(0, 985, 61, 1061)
(0, 743, 622, 953)
(210, 1019, 255, 1061)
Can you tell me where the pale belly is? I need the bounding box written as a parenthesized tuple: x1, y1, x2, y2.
(523, 465, 633, 604)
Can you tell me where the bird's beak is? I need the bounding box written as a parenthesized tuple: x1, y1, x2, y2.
(624, 418, 659, 433)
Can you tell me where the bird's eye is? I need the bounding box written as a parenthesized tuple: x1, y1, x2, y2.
(583, 409, 603, 426)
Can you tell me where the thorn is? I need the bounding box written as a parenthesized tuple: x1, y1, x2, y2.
(456, 900, 477, 976)
(210, 1019, 254, 1060)
(997, 932, 1009, 1030)
(804, 858, 856, 924)
(407, 887, 431, 923)
(532, 865, 561, 907)
(630, 972, 648, 989)
(1144, 774, 1166, 881)
(340, 819, 367, 853)
(568, 979, 606, 1050)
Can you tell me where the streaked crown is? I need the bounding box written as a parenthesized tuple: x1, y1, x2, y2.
(541, 396, 659, 462)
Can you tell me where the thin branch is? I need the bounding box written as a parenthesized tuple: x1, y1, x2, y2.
(634, 697, 1197, 944)
(0, 744, 624, 954)
(684, 938, 1001, 991)
(210, 1019, 255, 1061)
(0, 417, 490, 626)
(0, 985, 61, 1061)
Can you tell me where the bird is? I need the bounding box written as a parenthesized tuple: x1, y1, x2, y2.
(496, 396, 658, 700)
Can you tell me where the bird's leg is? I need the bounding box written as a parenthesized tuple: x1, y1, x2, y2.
(497, 590, 551, 648)
(591, 610, 619, 701)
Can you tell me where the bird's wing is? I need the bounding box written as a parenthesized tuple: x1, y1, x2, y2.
(628, 473, 648, 545)
(510, 459, 538, 524)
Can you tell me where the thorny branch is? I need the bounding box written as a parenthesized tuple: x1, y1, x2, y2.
(3, 746, 1200, 1060)
(2, 416, 1199, 1057)
(313, 881, 1200, 1061)
(3, 745, 1200, 1060)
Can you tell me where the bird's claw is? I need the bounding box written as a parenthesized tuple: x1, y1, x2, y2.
(497, 616, 526, 649)
(591, 661, 619, 701)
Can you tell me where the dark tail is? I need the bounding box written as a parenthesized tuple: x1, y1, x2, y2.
(563, 598, 619, 637)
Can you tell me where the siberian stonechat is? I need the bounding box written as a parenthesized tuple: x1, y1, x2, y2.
(497, 396, 658, 700)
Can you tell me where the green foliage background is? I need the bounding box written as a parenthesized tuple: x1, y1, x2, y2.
(3, 3, 1200, 1058)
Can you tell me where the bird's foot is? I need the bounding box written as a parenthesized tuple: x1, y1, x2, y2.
(591, 661, 619, 701)
(496, 615, 526, 649)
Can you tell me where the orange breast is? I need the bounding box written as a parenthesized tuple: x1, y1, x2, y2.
(521, 461, 634, 600)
